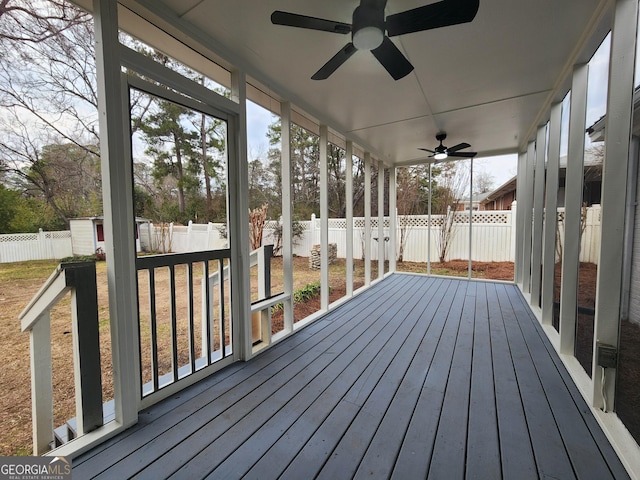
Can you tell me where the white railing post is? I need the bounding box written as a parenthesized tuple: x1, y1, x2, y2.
(30, 313, 54, 455)
(21, 262, 103, 454)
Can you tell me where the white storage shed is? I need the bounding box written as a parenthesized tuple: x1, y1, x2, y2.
(69, 216, 149, 256)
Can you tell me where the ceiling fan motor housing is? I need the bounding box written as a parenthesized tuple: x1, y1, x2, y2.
(352, 5, 385, 50)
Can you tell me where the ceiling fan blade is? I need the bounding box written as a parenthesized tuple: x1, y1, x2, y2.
(386, 0, 479, 37)
(371, 37, 414, 80)
(312, 43, 358, 80)
(448, 151, 477, 158)
(447, 142, 471, 153)
(418, 148, 436, 154)
(271, 11, 352, 34)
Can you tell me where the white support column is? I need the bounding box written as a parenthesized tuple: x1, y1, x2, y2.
(428, 162, 433, 275)
(93, 0, 139, 428)
(378, 161, 385, 279)
(510, 201, 517, 262)
(388, 167, 397, 273)
(531, 124, 548, 305)
(230, 69, 251, 360)
(468, 157, 474, 279)
(364, 153, 372, 286)
(320, 125, 329, 309)
(522, 142, 536, 294)
(345, 142, 354, 296)
(542, 103, 563, 326)
(514, 152, 527, 285)
(281, 102, 294, 331)
(560, 62, 588, 356)
(592, 0, 639, 409)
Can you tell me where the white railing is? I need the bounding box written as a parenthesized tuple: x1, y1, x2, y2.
(19, 261, 103, 455)
(0, 230, 72, 263)
(136, 249, 234, 406)
(203, 245, 288, 353)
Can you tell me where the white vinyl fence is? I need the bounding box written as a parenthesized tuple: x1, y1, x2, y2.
(261, 210, 516, 263)
(0, 205, 602, 265)
(138, 207, 603, 265)
(0, 230, 72, 263)
(139, 221, 228, 253)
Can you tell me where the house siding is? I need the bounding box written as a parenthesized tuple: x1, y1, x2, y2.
(629, 161, 640, 327)
(485, 191, 516, 210)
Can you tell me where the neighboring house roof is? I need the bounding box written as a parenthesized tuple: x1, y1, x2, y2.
(587, 85, 640, 142)
(481, 176, 517, 205)
(460, 191, 493, 204)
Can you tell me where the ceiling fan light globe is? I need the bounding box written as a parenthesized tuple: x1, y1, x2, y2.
(353, 26, 384, 50)
(434, 152, 448, 160)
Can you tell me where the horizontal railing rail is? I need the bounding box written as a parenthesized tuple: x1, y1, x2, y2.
(20, 261, 102, 455)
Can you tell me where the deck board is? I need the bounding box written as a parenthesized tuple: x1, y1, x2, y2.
(486, 282, 538, 480)
(466, 282, 502, 479)
(424, 281, 473, 480)
(497, 283, 578, 480)
(392, 279, 471, 479)
(238, 277, 446, 480)
(73, 274, 629, 480)
(504, 284, 621, 480)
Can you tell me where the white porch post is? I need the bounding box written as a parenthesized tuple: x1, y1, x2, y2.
(389, 167, 397, 273)
(592, 0, 639, 409)
(320, 125, 329, 309)
(428, 162, 433, 274)
(514, 152, 526, 285)
(93, 0, 139, 428)
(230, 70, 252, 360)
(531, 124, 548, 305)
(281, 102, 294, 330)
(522, 142, 536, 294)
(542, 102, 563, 326)
(559, 62, 588, 356)
(364, 153, 372, 286)
(345, 141, 354, 296)
(378, 160, 385, 279)
(468, 157, 473, 279)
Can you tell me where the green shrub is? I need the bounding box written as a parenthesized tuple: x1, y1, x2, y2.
(271, 281, 329, 312)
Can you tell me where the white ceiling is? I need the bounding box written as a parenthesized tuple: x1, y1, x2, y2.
(119, 0, 613, 166)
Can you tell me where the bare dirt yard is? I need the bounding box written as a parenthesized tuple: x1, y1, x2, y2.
(0, 256, 513, 456)
(0, 260, 111, 456)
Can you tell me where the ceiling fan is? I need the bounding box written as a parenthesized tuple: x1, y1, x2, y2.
(419, 133, 477, 160)
(271, 0, 479, 80)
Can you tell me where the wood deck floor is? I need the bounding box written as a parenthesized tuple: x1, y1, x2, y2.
(73, 274, 629, 479)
